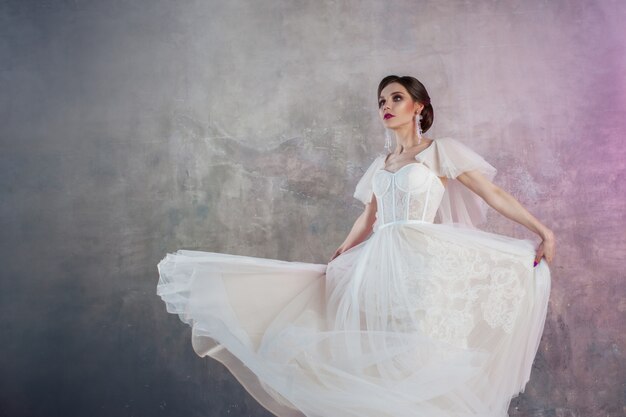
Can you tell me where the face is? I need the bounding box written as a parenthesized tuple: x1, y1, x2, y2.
(378, 82, 423, 129)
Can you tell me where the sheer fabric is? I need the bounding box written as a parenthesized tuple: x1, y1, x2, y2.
(157, 137, 551, 416)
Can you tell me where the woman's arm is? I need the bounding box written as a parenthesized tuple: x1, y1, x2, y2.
(456, 170, 556, 264)
(329, 197, 378, 262)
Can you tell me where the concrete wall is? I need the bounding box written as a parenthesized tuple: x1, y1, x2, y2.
(1, 0, 624, 416)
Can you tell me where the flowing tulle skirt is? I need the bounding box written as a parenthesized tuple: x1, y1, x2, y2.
(157, 222, 550, 417)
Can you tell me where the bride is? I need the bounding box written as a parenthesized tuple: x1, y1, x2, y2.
(157, 75, 555, 417)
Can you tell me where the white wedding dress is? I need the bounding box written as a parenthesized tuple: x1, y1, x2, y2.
(157, 137, 551, 417)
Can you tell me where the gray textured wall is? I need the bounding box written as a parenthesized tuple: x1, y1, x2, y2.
(1, 0, 625, 416)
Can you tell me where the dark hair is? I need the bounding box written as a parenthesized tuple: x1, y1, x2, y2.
(377, 75, 434, 133)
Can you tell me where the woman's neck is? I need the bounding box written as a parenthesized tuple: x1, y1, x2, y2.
(390, 124, 429, 153)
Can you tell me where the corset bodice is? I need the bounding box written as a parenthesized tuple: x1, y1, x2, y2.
(373, 162, 445, 229)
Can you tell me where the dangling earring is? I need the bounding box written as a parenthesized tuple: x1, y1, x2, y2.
(384, 128, 393, 153)
(415, 113, 423, 145)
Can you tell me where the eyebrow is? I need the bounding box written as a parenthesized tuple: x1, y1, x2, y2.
(379, 91, 404, 99)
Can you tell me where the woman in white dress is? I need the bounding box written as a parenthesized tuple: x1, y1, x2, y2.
(157, 75, 555, 417)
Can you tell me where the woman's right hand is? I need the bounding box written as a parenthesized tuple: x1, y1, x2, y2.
(329, 246, 346, 263)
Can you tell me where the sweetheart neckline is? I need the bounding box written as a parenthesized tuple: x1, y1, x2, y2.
(377, 162, 423, 176)
(376, 162, 445, 188)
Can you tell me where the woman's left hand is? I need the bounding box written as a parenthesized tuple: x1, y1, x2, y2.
(535, 230, 555, 266)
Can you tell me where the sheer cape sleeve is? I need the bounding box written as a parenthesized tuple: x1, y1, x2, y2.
(353, 154, 386, 205)
(416, 137, 497, 229)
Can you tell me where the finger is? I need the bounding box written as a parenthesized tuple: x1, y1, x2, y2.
(541, 243, 553, 264)
(534, 251, 544, 267)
